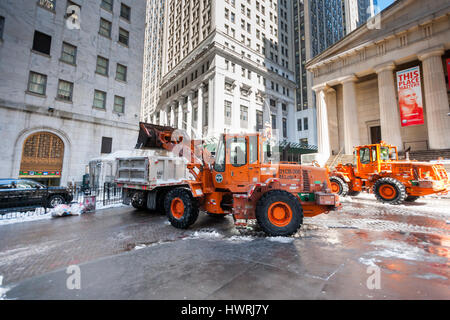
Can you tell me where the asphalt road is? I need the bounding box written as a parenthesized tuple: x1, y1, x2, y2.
(0, 194, 449, 300)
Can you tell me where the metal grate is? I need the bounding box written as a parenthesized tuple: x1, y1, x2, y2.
(302, 170, 310, 192)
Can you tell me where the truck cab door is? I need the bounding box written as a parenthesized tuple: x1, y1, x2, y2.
(227, 136, 250, 188)
(357, 147, 378, 177)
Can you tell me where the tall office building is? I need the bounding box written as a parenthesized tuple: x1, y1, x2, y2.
(0, 0, 146, 186)
(141, 0, 165, 122)
(151, 0, 297, 145)
(293, 0, 345, 148)
(343, 0, 379, 34)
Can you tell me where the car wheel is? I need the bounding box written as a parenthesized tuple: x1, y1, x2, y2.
(47, 195, 66, 208)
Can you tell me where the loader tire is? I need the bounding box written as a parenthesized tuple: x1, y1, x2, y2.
(329, 176, 349, 196)
(164, 188, 199, 229)
(373, 178, 407, 205)
(256, 190, 303, 237)
(131, 192, 147, 210)
(405, 196, 419, 202)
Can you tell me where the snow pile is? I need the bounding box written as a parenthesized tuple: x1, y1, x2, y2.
(367, 240, 446, 263)
(0, 208, 51, 226)
(189, 231, 224, 240)
(226, 235, 255, 242)
(358, 257, 381, 267)
(266, 236, 294, 244)
(50, 203, 85, 217)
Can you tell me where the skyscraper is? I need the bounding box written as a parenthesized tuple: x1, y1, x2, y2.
(292, 0, 345, 148)
(343, 0, 379, 34)
(141, 0, 165, 123)
(151, 0, 297, 144)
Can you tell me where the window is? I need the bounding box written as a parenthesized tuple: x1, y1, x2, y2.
(60, 42, 77, 64)
(282, 118, 287, 138)
(32, 30, 52, 55)
(99, 18, 112, 38)
(101, 0, 113, 12)
(120, 3, 131, 21)
(360, 148, 371, 164)
(297, 118, 302, 131)
(229, 137, 247, 167)
(0, 16, 4, 40)
(28, 72, 47, 95)
(118, 28, 129, 46)
(240, 105, 248, 128)
(300, 138, 308, 145)
(57, 80, 73, 101)
(116, 63, 127, 81)
(303, 118, 308, 130)
(93, 90, 107, 109)
(101, 137, 112, 154)
(224, 100, 232, 125)
(271, 115, 276, 129)
(249, 135, 258, 164)
(256, 110, 263, 131)
(114, 96, 125, 113)
(96, 56, 109, 76)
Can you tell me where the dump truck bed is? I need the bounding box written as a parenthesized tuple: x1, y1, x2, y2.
(115, 152, 190, 187)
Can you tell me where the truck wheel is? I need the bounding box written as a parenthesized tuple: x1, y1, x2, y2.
(256, 190, 303, 237)
(405, 196, 419, 202)
(131, 192, 147, 210)
(165, 188, 199, 229)
(329, 177, 349, 196)
(373, 178, 407, 205)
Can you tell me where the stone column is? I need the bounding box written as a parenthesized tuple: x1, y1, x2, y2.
(314, 86, 331, 164)
(178, 98, 184, 129)
(276, 99, 283, 140)
(375, 62, 403, 151)
(341, 75, 361, 154)
(187, 91, 193, 137)
(326, 87, 339, 155)
(418, 48, 450, 149)
(197, 84, 204, 138)
(207, 77, 215, 136)
(169, 104, 175, 127)
(287, 102, 296, 142)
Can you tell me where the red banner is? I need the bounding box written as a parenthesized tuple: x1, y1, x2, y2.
(396, 66, 424, 127)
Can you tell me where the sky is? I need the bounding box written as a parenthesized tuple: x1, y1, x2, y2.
(377, 0, 396, 12)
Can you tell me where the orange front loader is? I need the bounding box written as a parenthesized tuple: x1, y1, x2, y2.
(118, 123, 340, 236)
(329, 141, 450, 204)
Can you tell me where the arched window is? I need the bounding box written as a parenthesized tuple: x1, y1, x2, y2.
(20, 132, 64, 177)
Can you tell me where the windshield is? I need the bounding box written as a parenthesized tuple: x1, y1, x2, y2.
(380, 147, 390, 161)
(214, 136, 225, 172)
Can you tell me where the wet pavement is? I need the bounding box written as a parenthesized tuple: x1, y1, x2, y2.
(0, 194, 449, 300)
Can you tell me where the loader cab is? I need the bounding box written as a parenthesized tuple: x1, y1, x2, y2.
(212, 133, 262, 192)
(355, 142, 398, 177)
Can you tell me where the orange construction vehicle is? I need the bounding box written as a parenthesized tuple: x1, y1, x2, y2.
(116, 123, 340, 236)
(329, 141, 449, 204)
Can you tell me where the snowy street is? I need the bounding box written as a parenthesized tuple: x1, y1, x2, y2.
(0, 194, 449, 300)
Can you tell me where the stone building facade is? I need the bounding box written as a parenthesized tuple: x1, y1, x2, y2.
(306, 0, 450, 163)
(0, 0, 145, 186)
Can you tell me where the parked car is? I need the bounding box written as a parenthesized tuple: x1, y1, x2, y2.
(0, 179, 73, 212)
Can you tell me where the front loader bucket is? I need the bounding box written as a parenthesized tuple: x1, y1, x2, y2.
(135, 122, 178, 150)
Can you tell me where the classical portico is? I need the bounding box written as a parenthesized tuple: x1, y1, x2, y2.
(307, 0, 450, 160)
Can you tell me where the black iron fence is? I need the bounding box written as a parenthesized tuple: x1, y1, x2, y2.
(0, 184, 123, 221)
(71, 183, 123, 207)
